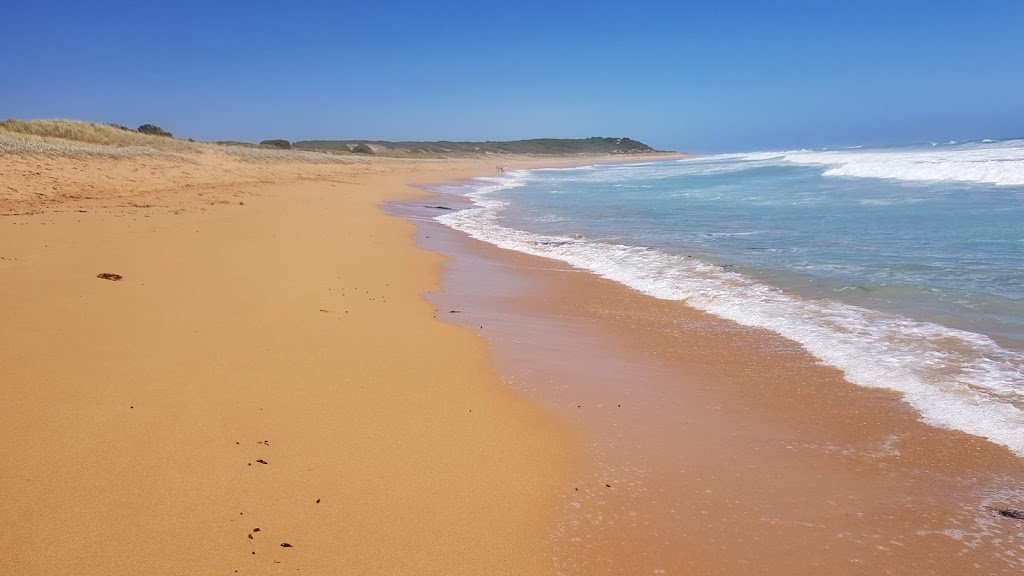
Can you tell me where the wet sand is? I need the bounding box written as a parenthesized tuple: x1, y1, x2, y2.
(398, 188, 1024, 575)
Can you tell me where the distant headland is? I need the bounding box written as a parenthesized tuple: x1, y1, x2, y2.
(0, 119, 670, 159)
(293, 137, 665, 156)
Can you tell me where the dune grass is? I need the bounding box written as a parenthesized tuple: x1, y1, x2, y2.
(0, 119, 195, 150)
(0, 119, 365, 165)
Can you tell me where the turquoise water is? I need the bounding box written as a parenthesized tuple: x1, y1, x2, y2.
(502, 148, 1024, 344)
(433, 139, 1024, 455)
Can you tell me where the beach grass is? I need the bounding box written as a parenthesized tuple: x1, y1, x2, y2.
(0, 119, 360, 164)
(0, 119, 194, 150)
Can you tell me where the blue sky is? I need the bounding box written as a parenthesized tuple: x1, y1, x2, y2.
(2, 0, 1022, 152)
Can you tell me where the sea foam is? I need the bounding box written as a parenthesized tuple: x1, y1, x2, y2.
(436, 168, 1024, 455)
(713, 139, 1024, 186)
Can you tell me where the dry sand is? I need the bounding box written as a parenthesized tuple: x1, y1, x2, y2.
(0, 142, 605, 575)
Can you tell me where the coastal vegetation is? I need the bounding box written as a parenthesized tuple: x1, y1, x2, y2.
(137, 123, 173, 137)
(0, 119, 188, 149)
(294, 136, 659, 156)
(0, 119, 667, 159)
(259, 139, 291, 149)
(0, 120, 340, 163)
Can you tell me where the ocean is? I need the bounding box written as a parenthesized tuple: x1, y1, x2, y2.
(431, 139, 1024, 455)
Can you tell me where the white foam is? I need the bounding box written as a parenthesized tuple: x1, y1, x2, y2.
(436, 173, 1024, 455)
(702, 140, 1024, 186)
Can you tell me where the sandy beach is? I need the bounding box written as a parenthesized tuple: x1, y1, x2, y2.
(4, 128, 1023, 576)
(0, 136, 600, 575)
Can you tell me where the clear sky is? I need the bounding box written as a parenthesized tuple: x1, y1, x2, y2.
(3, 0, 1022, 152)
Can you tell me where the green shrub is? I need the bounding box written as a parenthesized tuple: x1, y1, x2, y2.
(137, 124, 172, 137)
(259, 139, 291, 149)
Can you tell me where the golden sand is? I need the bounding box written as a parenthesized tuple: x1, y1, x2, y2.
(0, 144, 583, 575)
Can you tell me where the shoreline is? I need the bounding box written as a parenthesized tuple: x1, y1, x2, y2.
(398, 173, 1024, 574)
(6, 140, 1022, 574)
(428, 158, 1024, 457)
